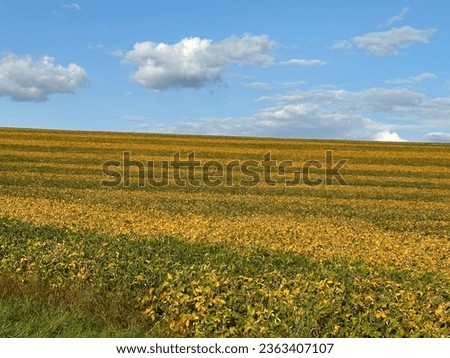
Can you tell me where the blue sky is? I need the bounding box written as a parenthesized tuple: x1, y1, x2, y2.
(1, 0, 450, 142)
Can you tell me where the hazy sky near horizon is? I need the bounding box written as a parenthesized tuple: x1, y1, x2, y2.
(1, 0, 450, 142)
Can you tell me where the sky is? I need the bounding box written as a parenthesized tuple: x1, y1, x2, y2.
(1, 0, 450, 142)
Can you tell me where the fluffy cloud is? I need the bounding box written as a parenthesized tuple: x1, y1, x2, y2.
(154, 87, 450, 141)
(352, 26, 437, 56)
(0, 53, 88, 102)
(280, 58, 326, 66)
(123, 34, 276, 90)
(373, 130, 406, 142)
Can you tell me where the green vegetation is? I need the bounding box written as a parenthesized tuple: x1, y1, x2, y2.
(0, 298, 143, 338)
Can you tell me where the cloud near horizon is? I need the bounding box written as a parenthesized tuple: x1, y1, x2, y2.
(0, 53, 88, 102)
(373, 130, 406, 142)
(424, 132, 450, 142)
(122, 34, 277, 90)
(150, 87, 450, 141)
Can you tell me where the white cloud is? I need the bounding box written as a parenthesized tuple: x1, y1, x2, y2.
(156, 106, 379, 140)
(385, 7, 410, 26)
(0, 53, 88, 102)
(424, 132, 450, 142)
(386, 72, 438, 84)
(280, 58, 326, 66)
(63, 3, 81, 11)
(352, 26, 437, 56)
(155, 87, 450, 141)
(373, 130, 407, 142)
(123, 34, 276, 90)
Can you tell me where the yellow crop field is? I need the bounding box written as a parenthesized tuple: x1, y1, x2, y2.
(1, 127, 449, 337)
